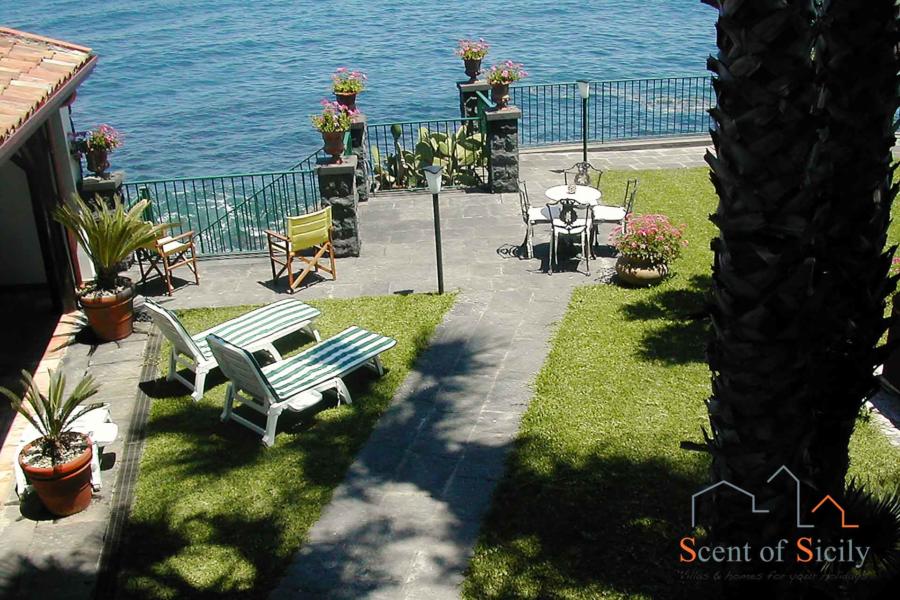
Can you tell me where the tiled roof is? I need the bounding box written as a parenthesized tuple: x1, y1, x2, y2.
(0, 27, 93, 146)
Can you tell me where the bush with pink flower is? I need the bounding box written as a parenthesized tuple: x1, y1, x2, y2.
(455, 38, 489, 60)
(610, 214, 687, 266)
(72, 124, 122, 154)
(485, 60, 528, 85)
(331, 67, 367, 94)
(310, 100, 358, 132)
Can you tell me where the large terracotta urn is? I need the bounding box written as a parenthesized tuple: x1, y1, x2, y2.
(19, 433, 94, 516)
(615, 255, 668, 286)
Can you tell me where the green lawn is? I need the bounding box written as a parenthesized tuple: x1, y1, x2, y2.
(118, 293, 454, 599)
(462, 168, 900, 599)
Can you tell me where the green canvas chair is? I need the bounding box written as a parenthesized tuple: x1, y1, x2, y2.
(265, 206, 336, 292)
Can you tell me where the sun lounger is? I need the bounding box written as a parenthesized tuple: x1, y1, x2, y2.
(144, 298, 321, 401)
(207, 326, 396, 446)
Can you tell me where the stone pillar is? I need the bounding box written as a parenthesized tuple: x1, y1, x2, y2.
(317, 155, 360, 257)
(485, 107, 522, 194)
(457, 80, 491, 119)
(79, 170, 125, 209)
(349, 112, 369, 203)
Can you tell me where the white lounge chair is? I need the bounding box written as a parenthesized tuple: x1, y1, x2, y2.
(144, 298, 321, 402)
(207, 326, 397, 446)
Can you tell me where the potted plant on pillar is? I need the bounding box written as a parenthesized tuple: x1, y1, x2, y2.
(311, 100, 358, 162)
(485, 61, 528, 109)
(54, 194, 167, 341)
(331, 67, 367, 110)
(611, 214, 687, 286)
(0, 369, 103, 517)
(72, 124, 122, 179)
(456, 38, 490, 82)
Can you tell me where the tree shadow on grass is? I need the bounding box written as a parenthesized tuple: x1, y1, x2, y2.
(620, 273, 712, 365)
(463, 433, 715, 600)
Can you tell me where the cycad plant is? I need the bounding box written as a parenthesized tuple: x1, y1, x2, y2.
(0, 369, 102, 464)
(54, 194, 167, 293)
(703, 0, 900, 586)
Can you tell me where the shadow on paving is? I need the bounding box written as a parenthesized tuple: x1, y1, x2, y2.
(620, 273, 711, 365)
(462, 436, 713, 600)
(0, 552, 99, 599)
(114, 314, 526, 598)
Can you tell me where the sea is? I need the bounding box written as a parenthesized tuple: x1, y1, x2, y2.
(3, 0, 716, 180)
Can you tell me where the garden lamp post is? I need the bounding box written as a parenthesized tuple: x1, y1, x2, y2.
(577, 80, 590, 163)
(423, 165, 445, 294)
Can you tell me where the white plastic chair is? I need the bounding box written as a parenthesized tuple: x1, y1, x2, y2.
(207, 326, 396, 446)
(144, 298, 321, 401)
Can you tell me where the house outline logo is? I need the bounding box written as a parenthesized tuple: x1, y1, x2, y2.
(691, 465, 859, 530)
(766, 465, 814, 529)
(690, 480, 769, 528)
(811, 495, 859, 529)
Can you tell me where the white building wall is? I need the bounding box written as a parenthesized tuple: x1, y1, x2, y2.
(0, 160, 47, 285)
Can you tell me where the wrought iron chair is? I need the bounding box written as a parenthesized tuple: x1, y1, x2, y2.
(546, 197, 592, 276)
(563, 162, 604, 188)
(591, 179, 639, 252)
(517, 179, 551, 258)
(265, 206, 336, 293)
(136, 229, 200, 295)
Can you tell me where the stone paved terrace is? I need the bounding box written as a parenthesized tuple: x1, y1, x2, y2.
(0, 139, 715, 599)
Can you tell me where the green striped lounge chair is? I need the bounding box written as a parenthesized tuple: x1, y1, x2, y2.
(206, 326, 396, 446)
(143, 298, 321, 402)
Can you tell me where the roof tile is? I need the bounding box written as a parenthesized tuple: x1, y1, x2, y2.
(0, 27, 93, 148)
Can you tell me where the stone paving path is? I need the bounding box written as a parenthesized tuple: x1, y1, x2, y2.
(0, 321, 153, 598)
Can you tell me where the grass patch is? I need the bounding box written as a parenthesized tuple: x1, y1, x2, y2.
(118, 293, 454, 599)
(463, 168, 900, 599)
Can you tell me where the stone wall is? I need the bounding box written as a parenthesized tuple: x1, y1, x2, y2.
(318, 156, 360, 257)
(486, 108, 522, 194)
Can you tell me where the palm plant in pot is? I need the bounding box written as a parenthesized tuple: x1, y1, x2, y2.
(331, 67, 367, 110)
(485, 60, 527, 109)
(311, 100, 358, 162)
(610, 213, 686, 286)
(54, 194, 167, 341)
(0, 369, 103, 516)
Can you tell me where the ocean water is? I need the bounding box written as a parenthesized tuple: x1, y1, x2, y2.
(3, 1, 716, 180)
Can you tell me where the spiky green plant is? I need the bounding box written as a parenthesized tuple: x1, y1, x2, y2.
(0, 370, 103, 464)
(53, 194, 168, 292)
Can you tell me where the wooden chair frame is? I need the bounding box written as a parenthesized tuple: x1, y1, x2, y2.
(136, 230, 200, 295)
(265, 210, 336, 293)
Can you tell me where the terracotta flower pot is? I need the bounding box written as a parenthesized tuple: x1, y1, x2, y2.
(615, 255, 668, 286)
(322, 130, 346, 163)
(334, 92, 357, 110)
(464, 58, 482, 82)
(80, 283, 134, 341)
(85, 148, 110, 178)
(491, 83, 510, 109)
(19, 433, 94, 517)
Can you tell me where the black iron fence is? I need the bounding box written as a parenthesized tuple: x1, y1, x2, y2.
(511, 75, 714, 146)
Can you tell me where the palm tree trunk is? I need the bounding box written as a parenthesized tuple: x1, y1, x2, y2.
(804, 0, 899, 497)
(705, 0, 819, 553)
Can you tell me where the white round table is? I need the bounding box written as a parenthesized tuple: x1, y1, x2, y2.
(545, 184, 602, 206)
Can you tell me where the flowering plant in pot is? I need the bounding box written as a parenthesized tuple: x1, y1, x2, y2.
(610, 213, 687, 286)
(72, 124, 122, 178)
(54, 194, 168, 341)
(331, 67, 367, 110)
(485, 61, 527, 108)
(311, 100, 358, 162)
(455, 38, 489, 82)
(0, 369, 103, 516)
